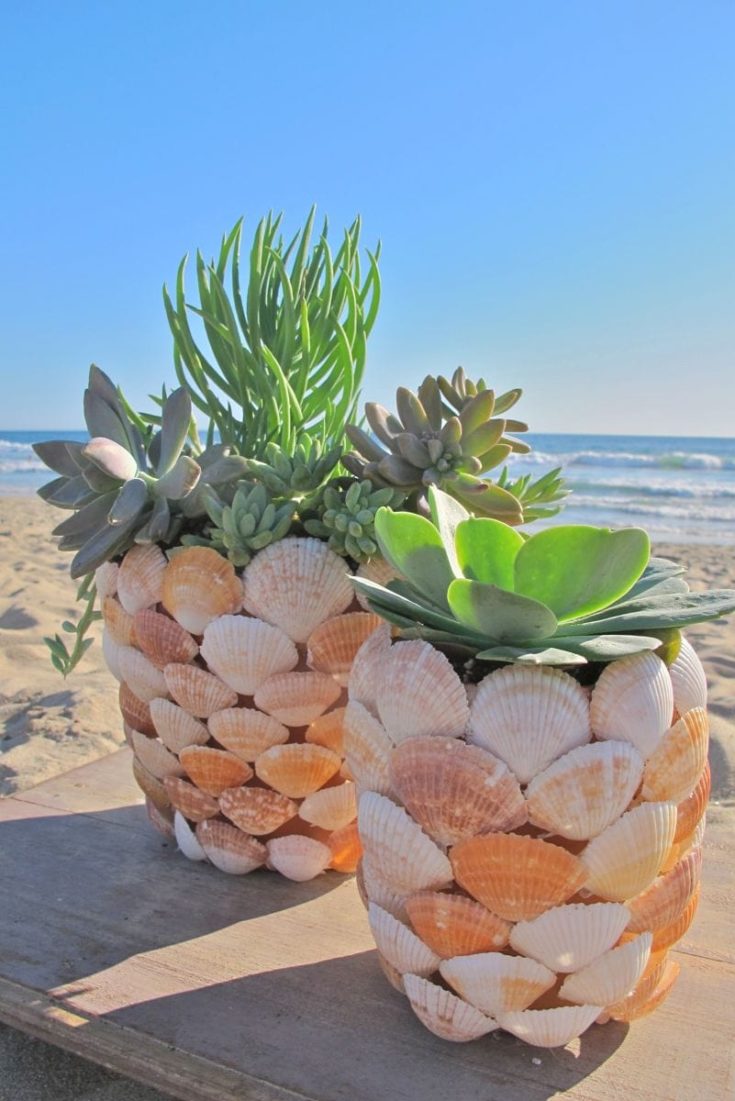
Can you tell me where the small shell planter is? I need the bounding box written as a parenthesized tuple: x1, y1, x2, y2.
(98, 536, 387, 882)
(347, 627, 709, 1047)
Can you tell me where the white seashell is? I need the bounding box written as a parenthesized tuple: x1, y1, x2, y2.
(117, 544, 167, 614)
(102, 630, 124, 682)
(348, 623, 392, 716)
(591, 652, 674, 758)
(95, 561, 119, 600)
(299, 781, 357, 831)
(368, 903, 440, 976)
(498, 1005, 602, 1048)
(440, 953, 556, 1017)
(208, 707, 289, 761)
(360, 859, 411, 921)
(641, 708, 709, 805)
(581, 802, 678, 901)
(377, 640, 469, 744)
(559, 932, 652, 1006)
(200, 615, 298, 695)
(343, 700, 394, 794)
(117, 647, 170, 703)
(266, 835, 332, 881)
(510, 902, 631, 973)
(149, 698, 209, 753)
(669, 636, 708, 715)
(131, 730, 184, 780)
(357, 791, 453, 894)
(195, 820, 267, 875)
(403, 974, 498, 1042)
(174, 811, 207, 861)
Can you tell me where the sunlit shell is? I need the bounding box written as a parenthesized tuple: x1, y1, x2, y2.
(526, 741, 644, 840)
(403, 974, 497, 1042)
(196, 819, 266, 875)
(440, 953, 556, 1016)
(95, 561, 119, 601)
(164, 663, 238, 718)
(253, 671, 342, 726)
(451, 834, 586, 921)
(102, 631, 124, 681)
(164, 776, 220, 822)
(133, 609, 199, 669)
(590, 652, 674, 758)
(509, 902, 631, 973)
(119, 682, 156, 736)
(360, 858, 411, 920)
(306, 612, 383, 684)
(208, 707, 289, 761)
(161, 546, 242, 633)
(299, 781, 357, 831)
(348, 623, 392, 715)
(358, 791, 453, 894)
(117, 647, 170, 703)
(343, 701, 393, 794)
(131, 730, 184, 780)
(650, 884, 700, 951)
(255, 743, 341, 798)
(669, 636, 708, 715)
(559, 932, 652, 1005)
(266, 835, 332, 881)
(103, 596, 136, 645)
(580, 802, 677, 901)
(306, 708, 346, 754)
(468, 665, 591, 784)
(149, 698, 209, 754)
(674, 761, 710, 843)
(326, 820, 362, 873)
(179, 745, 253, 796)
(117, 544, 168, 615)
(377, 640, 469, 744)
(174, 811, 207, 861)
(200, 615, 298, 695)
(132, 756, 170, 812)
(219, 786, 298, 835)
(498, 1005, 602, 1048)
(368, 902, 440, 976)
(641, 708, 709, 804)
(241, 536, 353, 643)
(389, 737, 526, 844)
(626, 847, 702, 932)
(355, 556, 401, 611)
(405, 892, 511, 958)
(602, 957, 680, 1022)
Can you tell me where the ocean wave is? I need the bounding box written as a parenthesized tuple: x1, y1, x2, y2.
(511, 449, 734, 470)
(0, 459, 47, 474)
(566, 494, 735, 523)
(0, 439, 36, 455)
(568, 478, 735, 500)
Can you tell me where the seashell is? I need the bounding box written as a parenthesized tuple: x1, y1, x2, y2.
(525, 741, 644, 840)
(405, 892, 511, 958)
(146, 798, 174, 839)
(253, 671, 341, 727)
(132, 756, 170, 812)
(133, 609, 199, 669)
(674, 760, 710, 844)
(403, 974, 498, 1042)
(179, 745, 253, 796)
(266, 835, 332, 881)
(355, 555, 401, 611)
(122, 721, 136, 748)
(580, 802, 678, 901)
(174, 810, 207, 861)
(95, 561, 119, 600)
(103, 596, 136, 645)
(348, 623, 392, 715)
(196, 819, 266, 874)
(389, 737, 526, 845)
(326, 820, 362, 873)
(164, 776, 220, 822)
(119, 682, 156, 736)
(299, 781, 357, 831)
(117, 543, 168, 614)
(669, 636, 708, 715)
(358, 792, 453, 894)
(208, 707, 289, 761)
(102, 631, 125, 681)
(601, 957, 679, 1022)
(343, 701, 393, 794)
(131, 730, 184, 780)
(377, 953, 406, 993)
(368, 902, 440, 976)
(117, 647, 170, 703)
(161, 546, 242, 634)
(306, 707, 346, 754)
(510, 902, 631, 973)
(377, 640, 469, 744)
(306, 612, 383, 684)
(200, 615, 298, 695)
(255, 743, 341, 798)
(641, 708, 709, 804)
(627, 846, 702, 932)
(360, 858, 411, 920)
(650, 883, 700, 951)
(451, 833, 586, 921)
(468, 665, 591, 784)
(440, 953, 556, 1016)
(559, 932, 652, 1005)
(498, 1005, 602, 1048)
(149, 698, 209, 754)
(590, 652, 673, 758)
(219, 786, 297, 835)
(164, 663, 238, 718)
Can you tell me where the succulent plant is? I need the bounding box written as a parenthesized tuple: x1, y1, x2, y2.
(304, 478, 406, 561)
(187, 482, 297, 567)
(243, 440, 343, 497)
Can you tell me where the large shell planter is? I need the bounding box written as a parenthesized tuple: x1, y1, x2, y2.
(347, 628, 709, 1047)
(99, 536, 385, 882)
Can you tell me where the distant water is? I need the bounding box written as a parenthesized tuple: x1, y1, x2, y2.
(2, 429, 734, 545)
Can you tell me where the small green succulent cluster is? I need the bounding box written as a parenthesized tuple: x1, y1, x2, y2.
(304, 479, 406, 560)
(243, 440, 343, 496)
(185, 482, 297, 567)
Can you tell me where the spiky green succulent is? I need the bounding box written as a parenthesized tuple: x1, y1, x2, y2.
(185, 482, 297, 567)
(304, 478, 406, 561)
(243, 440, 343, 497)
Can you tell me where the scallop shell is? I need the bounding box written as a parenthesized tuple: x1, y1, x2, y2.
(601, 957, 679, 1022)
(146, 798, 174, 838)
(306, 707, 346, 754)
(450, 833, 586, 921)
(580, 802, 678, 901)
(326, 820, 362, 873)
(102, 631, 125, 681)
(405, 892, 511, 958)
(440, 953, 556, 1016)
(360, 859, 411, 919)
(590, 652, 674, 758)
(241, 537, 353, 643)
(103, 596, 136, 645)
(219, 786, 298, 835)
(368, 902, 440, 976)
(355, 555, 401, 610)
(674, 760, 710, 844)
(468, 665, 591, 784)
(389, 737, 526, 844)
(119, 682, 156, 736)
(174, 811, 207, 861)
(164, 663, 238, 718)
(163, 776, 220, 821)
(195, 819, 267, 874)
(306, 612, 383, 684)
(343, 701, 393, 794)
(403, 974, 497, 1042)
(208, 707, 289, 761)
(377, 640, 469, 743)
(117, 647, 170, 703)
(133, 609, 199, 669)
(200, 615, 298, 695)
(299, 781, 357, 831)
(377, 953, 406, 993)
(95, 561, 119, 601)
(255, 743, 341, 798)
(626, 846, 702, 932)
(132, 757, 170, 812)
(253, 671, 341, 726)
(525, 741, 644, 840)
(669, 636, 708, 715)
(559, 932, 652, 1005)
(358, 791, 453, 894)
(509, 902, 631, 973)
(498, 1005, 602, 1048)
(650, 883, 700, 951)
(161, 546, 242, 633)
(179, 745, 253, 796)
(266, 835, 332, 881)
(149, 698, 209, 754)
(641, 708, 709, 804)
(131, 730, 184, 780)
(117, 544, 168, 614)
(348, 623, 392, 715)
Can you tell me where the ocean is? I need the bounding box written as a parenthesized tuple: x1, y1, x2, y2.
(2, 430, 734, 545)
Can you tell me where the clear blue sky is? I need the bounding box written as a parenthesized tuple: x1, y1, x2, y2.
(1, 1, 733, 435)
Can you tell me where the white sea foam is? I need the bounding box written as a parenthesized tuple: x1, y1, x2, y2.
(513, 449, 732, 470)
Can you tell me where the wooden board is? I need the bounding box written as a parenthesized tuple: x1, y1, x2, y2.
(1, 735, 734, 1101)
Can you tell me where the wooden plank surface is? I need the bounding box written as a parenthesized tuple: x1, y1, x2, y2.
(1, 736, 734, 1101)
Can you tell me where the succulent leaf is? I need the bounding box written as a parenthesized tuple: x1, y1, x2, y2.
(83, 438, 138, 482)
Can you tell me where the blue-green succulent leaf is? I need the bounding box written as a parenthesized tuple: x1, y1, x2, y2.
(447, 580, 558, 642)
(374, 508, 455, 610)
(83, 438, 138, 482)
(560, 590, 735, 634)
(455, 517, 524, 589)
(157, 388, 192, 476)
(476, 644, 588, 666)
(427, 486, 468, 576)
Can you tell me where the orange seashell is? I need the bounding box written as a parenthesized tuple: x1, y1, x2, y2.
(326, 820, 362, 872)
(132, 756, 170, 812)
(179, 745, 253, 796)
(306, 707, 346, 754)
(219, 786, 297, 835)
(343, 700, 393, 794)
(253, 671, 342, 726)
(117, 544, 168, 614)
(600, 955, 678, 1022)
(590, 651, 673, 758)
(450, 833, 586, 922)
(164, 663, 238, 718)
(266, 835, 332, 881)
(119, 682, 156, 736)
(161, 546, 242, 634)
(580, 802, 678, 902)
(299, 781, 357, 831)
(674, 760, 710, 844)
(133, 609, 199, 669)
(208, 707, 289, 761)
(200, 614, 298, 695)
(641, 708, 709, 804)
(117, 647, 169, 703)
(405, 891, 511, 958)
(164, 776, 220, 821)
(377, 640, 469, 744)
(348, 623, 392, 715)
(95, 561, 119, 601)
(403, 974, 497, 1043)
(255, 743, 341, 798)
(650, 883, 700, 951)
(131, 730, 184, 780)
(103, 596, 136, 645)
(306, 611, 383, 684)
(149, 698, 209, 754)
(195, 819, 267, 874)
(627, 847, 702, 933)
(440, 953, 556, 1016)
(358, 792, 453, 895)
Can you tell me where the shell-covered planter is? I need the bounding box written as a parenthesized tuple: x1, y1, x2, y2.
(99, 536, 388, 882)
(348, 628, 709, 1047)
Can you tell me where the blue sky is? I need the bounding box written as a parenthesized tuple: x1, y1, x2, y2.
(1, 1, 733, 435)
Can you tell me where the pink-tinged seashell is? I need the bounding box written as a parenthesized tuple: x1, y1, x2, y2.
(601, 957, 679, 1022)
(132, 756, 170, 812)
(405, 892, 511, 958)
(178, 745, 253, 796)
(161, 546, 242, 633)
(219, 786, 297, 835)
(255, 743, 341, 798)
(164, 776, 220, 821)
(440, 953, 556, 1016)
(403, 974, 498, 1042)
(377, 953, 405, 993)
(241, 536, 353, 643)
(131, 730, 184, 780)
(627, 846, 703, 934)
(451, 833, 586, 922)
(559, 932, 652, 1005)
(174, 810, 207, 861)
(649, 883, 700, 951)
(580, 802, 678, 901)
(306, 612, 383, 684)
(357, 792, 453, 894)
(469, 665, 591, 784)
(102, 631, 125, 681)
(119, 682, 156, 736)
(343, 701, 393, 794)
(146, 798, 174, 839)
(326, 820, 362, 873)
(133, 609, 199, 669)
(306, 707, 346, 754)
(103, 596, 136, 645)
(200, 615, 298, 695)
(355, 556, 401, 611)
(149, 698, 209, 754)
(196, 819, 267, 874)
(368, 902, 440, 976)
(674, 761, 710, 844)
(266, 835, 332, 881)
(117, 544, 167, 614)
(509, 902, 631, 973)
(164, 663, 238, 718)
(669, 636, 708, 715)
(299, 781, 357, 831)
(117, 647, 170, 703)
(348, 623, 392, 716)
(389, 737, 526, 845)
(253, 671, 341, 726)
(590, 652, 673, 758)
(377, 640, 469, 744)
(498, 1005, 602, 1048)
(95, 561, 119, 600)
(360, 858, 411, 920)
(208, 707, 289, 761)
(526, 740, 644, 840)
(641, 708, 709, 804)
